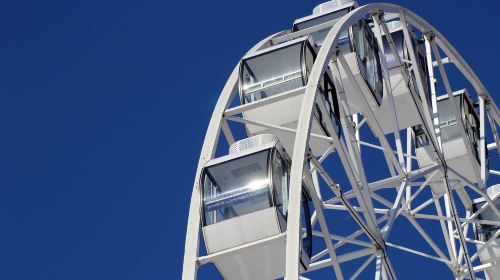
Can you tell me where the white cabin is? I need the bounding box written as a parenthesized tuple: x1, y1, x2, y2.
(239, 37, 341, 157)
(472, 185, 500, 279)
(292, 1, 390, 132)
(201, 135, 312, 279)
(376, 20, 432, 133)
(415, 90, 485, 194)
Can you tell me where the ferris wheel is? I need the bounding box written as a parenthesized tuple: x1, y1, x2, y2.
(182, 1, 500, 279)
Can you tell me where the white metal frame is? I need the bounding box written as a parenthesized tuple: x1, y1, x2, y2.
(183, 3, 500, 280)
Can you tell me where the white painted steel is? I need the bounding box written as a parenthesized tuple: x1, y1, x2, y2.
(183, 2, 500, 280)
(203, 207, 284, 280)
(182, 32, 282, 280)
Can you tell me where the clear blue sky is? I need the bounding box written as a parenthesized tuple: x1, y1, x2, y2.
(1, 0, 499, 279)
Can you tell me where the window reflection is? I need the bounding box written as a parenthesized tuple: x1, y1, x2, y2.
(240, 39, 341, 137)
(241, 43, 304, 103)
(413, 124, 429, 148)
(272, 151, 289, 217)
(201, 146, 313, 265)
(353, 20, 384, 105)
(473, 200, 500, 242)
(435, 93, 481, 162)
(382, 29, 405, 75)
(437, 95, 462, 141)
(300, 195, 312, 260)
(293, 8, 351, 51)
(381, 27, 431, 103)
(202, 150, 271, 225)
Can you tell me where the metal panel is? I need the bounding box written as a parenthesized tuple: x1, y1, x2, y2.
(203, 207, 281, 253)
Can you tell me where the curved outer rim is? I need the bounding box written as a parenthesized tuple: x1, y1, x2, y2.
(286, 3, 498, 280)
(183, 3, 499, 280)
(181, 31, 285, 280)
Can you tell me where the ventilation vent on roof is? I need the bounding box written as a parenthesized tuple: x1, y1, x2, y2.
(313, 0, 354, 15)
(487, 184, 500, 200)
(229, 134, 279, 155)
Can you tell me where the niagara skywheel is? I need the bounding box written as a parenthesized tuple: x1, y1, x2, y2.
(182, 1, 500, 279)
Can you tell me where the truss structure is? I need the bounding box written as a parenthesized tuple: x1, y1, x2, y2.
(183, 3, 500, 279)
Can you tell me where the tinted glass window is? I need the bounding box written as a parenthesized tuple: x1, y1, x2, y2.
(437, 95, 462, 141)
(413, 124, 429, 148)
(202, 150, 271, 225)
(304, 44, 315, 82)
(293, 9, 349, 31)
(317, 74, 340, 136)
(474, 199, 500, 242)
(463, 98, 480, 161)
(408, 37, 430, 102)
(293, 8, 350, 49)
(300, 195, 312, 261)
(241, 43, 304, 103)
(382, 28, 431, 102)
(382, 29, 405, 74)
(438, 94, 480, 162)
(416, 44, 431, 100)
(272, 151, 289, 217)
(353, 20, 384, 104)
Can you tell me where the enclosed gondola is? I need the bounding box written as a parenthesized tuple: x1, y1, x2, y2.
(376, 20, 432, 133)
(415, 89, 486, 194)
(201, 134, 312, 280)
(184, 2, 500, 279)
(239, 36, 340, 156)
(291, 0, 385, 124)
(291, 0, 356, 48)
(472, 185, 500, 279)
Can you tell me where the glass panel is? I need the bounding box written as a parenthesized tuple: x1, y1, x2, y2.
(304, 44, 315, 82)
(294, 8, 349, 31)
(202, 150, 271, 225)
(353, 20, 384, 104)
(300, 195, 312, 259)
(463, 98, 480, 162)
(416, 45, 431, 101)
(317, 74, 340, 136)
(293, 8, 350, 48)
(413, 124, 429, 148)
(474, 199, 500, 242)
(338, 29, 352, 54)
(437, 95, 462, 141)
(242, 43, 304, 103)
(272, 151, 289, 217)
(407, 37, 430, 102)
(382, 29, 405, 74)
(309, 29, 350, 50)
(382, 29, 431, 101)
